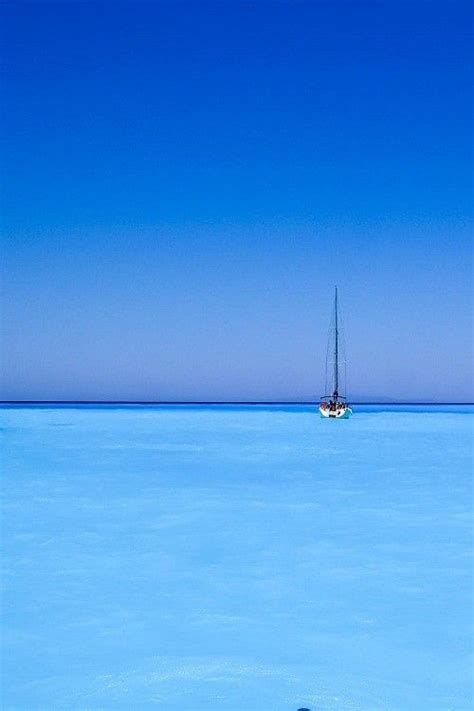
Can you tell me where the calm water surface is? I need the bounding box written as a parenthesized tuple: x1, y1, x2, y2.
(2, 405, 473, 710)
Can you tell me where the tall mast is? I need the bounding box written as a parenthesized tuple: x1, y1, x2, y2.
(334, 286, 339, 399)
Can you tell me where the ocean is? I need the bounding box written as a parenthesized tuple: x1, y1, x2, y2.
(2, 404, 473, 710)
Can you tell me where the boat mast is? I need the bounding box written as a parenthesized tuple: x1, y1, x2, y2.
(333, 286, 339, 400)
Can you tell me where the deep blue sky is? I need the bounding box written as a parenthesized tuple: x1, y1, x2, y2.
(1, 1, 472, 401)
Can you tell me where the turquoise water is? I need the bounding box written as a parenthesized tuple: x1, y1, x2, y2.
(2, 405, 473, 710)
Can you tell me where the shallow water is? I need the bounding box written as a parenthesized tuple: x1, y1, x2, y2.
(2, 405, 473, 710)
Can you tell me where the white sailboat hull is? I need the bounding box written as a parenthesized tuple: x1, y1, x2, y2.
(319, 406, 352, 419)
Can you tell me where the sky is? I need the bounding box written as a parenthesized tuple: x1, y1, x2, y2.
(1, 0, 472, 402)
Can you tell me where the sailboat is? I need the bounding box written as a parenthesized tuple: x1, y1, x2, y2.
(319, 287, 352, 418)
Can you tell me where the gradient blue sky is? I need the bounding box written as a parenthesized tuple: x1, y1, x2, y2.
(1, 1, 472, 401)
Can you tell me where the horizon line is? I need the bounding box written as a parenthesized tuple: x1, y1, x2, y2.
(1, 400, 473, 406)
